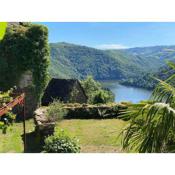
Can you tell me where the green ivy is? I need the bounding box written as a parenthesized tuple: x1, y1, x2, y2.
(0, 23, 50, 104)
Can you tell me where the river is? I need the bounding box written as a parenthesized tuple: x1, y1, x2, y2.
(100, 80, 152, 103)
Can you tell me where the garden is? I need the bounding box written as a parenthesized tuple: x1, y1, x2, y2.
(0, 118, 127, 153)
(0, 75, 128, 153)
(1, 22, 175, 153)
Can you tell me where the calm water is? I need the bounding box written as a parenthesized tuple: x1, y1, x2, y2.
(101, 80, 152, 103)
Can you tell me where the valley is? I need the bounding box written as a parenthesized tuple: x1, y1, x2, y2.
(1, 22, 175, 154)
(49, 42, 175, 90)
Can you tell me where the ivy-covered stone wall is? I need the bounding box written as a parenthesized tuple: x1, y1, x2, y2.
(0, 22, 50, 117)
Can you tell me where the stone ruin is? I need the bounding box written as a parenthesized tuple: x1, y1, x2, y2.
(17, 71, 38, 118)
(34, 108, 56, 144)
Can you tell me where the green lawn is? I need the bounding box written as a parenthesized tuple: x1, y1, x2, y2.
(0, 120, 35, 153)
(57, 119, 127, 153)
(0, 119, 127, 153)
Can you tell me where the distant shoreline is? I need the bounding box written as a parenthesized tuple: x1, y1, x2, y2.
(98, 79, 154, 91)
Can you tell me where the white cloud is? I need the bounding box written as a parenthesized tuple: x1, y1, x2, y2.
(96, 44, 129, 50)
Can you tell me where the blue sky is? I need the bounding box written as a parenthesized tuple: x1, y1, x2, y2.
(38, 22, 175, 49)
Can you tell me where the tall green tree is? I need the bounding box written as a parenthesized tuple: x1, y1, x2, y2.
(81, 76, 114, 104)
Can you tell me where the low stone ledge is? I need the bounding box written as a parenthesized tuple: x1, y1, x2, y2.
(33, 102, 127, 143)
(34, 108, 56, 144)
(63, 103, 127, 119)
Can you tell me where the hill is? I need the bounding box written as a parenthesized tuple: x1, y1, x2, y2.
(49, 42, 175, 84)
(121, 63, 175, 90)
(49, 42, 143, 80)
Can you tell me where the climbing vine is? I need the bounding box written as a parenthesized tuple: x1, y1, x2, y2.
(0, 23, 50, 104)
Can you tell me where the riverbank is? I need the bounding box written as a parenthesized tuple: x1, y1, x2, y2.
(120, 80, 155, 90)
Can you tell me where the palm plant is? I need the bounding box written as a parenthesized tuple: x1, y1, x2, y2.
(121, 62, 175, 153)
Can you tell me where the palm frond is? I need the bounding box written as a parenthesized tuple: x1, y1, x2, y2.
(118, 100, 153, 121)
(151, 77, 175, 106)
(122, 102, 175, 153)
(122, 61, 175, 153)
(167, 61, 175, 71)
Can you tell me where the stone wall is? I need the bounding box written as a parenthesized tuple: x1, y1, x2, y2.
(17, 71, 38, 118)
(19, 71, 33, 89)
(34, 108, 56, 144)
(33, 103, 127, 143)
(34, 103, 127, 121)
(63, 103, 127, 119)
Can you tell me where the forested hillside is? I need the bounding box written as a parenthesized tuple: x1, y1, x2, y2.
(49, 42, 143, 80)
(121, 64, 175, 89)
(49, 42, 175, 87)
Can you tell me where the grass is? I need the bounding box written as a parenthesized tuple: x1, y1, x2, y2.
(57, 119, 127, 153)
(0, 119, 127, 153)
(0, 120, 35, 153)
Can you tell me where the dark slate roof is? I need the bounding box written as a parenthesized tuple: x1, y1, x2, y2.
(41, 78, 87, 105)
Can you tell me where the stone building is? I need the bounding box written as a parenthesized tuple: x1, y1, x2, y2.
(41, 78, 88, 106)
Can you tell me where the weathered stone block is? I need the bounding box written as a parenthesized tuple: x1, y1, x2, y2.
(34, 108, 56, 144)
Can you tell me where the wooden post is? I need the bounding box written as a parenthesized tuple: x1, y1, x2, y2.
(23, 94, 26, 153)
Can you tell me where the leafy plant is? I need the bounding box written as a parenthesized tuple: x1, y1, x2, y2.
(43, 129, 80, 153)
(0, 89, 16, 134)
(0, 112, 16, 134)
(46, 99, 68, 122)
(0, 89, 14, 107)
(93, 89, 114, 104)
(81, 76, 114, 104)
(121, 61, 175, 153)
(81, 76, 101, 103)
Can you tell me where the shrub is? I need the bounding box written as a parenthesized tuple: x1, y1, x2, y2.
(81, 76, 114, 104)
(93, 89, 114, 104)
(0, 112, 16, 134)
(81, 76, 101, 103)
(0, 89, 16, 134)
(0, 89, 13, 107)
(43, 129, 80, 153)
(46, 99, 68, 122)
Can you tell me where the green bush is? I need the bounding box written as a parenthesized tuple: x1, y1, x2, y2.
(43, 129, 80, 153)
(81, 76, 101, 103)
(81, 76, 114, 104)
(46, 100, 68, 122)
(0, 89, 13, 106)
(0, 89, 16, 134)
(0, 112, 16, 134)
(93, 90, 114, 104)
